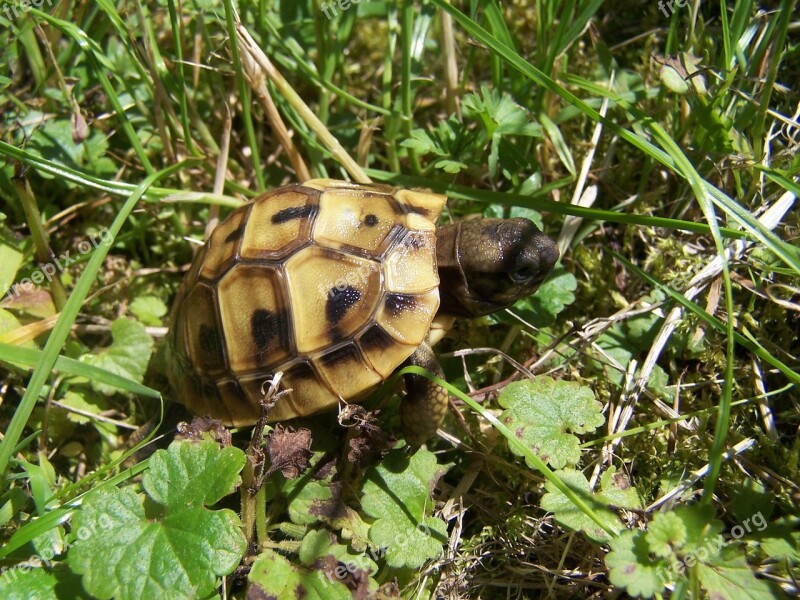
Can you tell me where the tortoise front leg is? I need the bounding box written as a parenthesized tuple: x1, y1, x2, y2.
(401, 342, 449, 448)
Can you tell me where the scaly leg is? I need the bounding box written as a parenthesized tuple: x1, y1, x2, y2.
(401, 342, 448, 448)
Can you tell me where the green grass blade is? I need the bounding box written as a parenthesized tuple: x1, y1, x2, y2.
(560, 0, 604, 56)
(366, 169, 749, 239)
(166, 0, 198, 156)
(758, 167, 800, 198)
(0, 142, 242, 205)
(483, 0, 515, 89)
(0, 507, 73, 561)
(431, 0, 800, 277)
(400, 0, 429, 175)
(750, 0, 795, 159)
(0, 160, 192, 489)
(16, 17, 47, 88)
(539, 112, 576, 176)
(564, 75, 800, 272)
(92, 0, 156, 98)
(0, 456, 151, 560)
(260, 16, 391, 116)
(0, 343, 161, 399)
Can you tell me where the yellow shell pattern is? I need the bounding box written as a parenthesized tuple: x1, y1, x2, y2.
(168, 179, 446, 426)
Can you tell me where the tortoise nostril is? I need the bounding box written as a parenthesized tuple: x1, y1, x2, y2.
(541, 238, 560, 270)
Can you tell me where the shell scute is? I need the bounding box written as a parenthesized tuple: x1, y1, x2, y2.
(216, 379, 259, 426)
(183, 282, 227, 377)
(394, 188, 446, 219)
(285, 247, 381, 353)
(313, 187, 402, 256)
(253, 361, 339, 422)
(377, 290, 440, 346)
(314, 343, 383, 401)
(357, 324, 417, 379)
(240, 188, 319, 260)
(217, 264, 291, 373)
(200, 207, 248, 280)
(383, 229, 439, 293)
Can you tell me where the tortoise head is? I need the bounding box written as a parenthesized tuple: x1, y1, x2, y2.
(436, 218, 559, 318)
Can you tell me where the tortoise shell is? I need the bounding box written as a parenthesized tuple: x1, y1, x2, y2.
(167, 179, 447, 426)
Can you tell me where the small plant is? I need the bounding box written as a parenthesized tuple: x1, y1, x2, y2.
(606, 505, 784, 599)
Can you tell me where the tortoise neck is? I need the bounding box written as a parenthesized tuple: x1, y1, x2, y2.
(435, 223, 473, 318)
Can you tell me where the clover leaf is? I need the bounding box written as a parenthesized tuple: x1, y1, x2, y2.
(646, 511, 687, 558)
(606, 529, 672, 598)
(515, 267, 577, 327)
(247, 549, 351, 600)
(499, 377, 604, 469)
(606, 505, 779, 599)
(541, 468, 640, 543)
(360, 449, 448, 568)
(82, 318, 153, 395)
(68, 440, 247, 600)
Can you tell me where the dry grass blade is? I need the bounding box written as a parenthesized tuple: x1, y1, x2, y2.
(648, 438, 757, 511)
(206, 101, 233, 240)
(238, 41, 311, 182)
(234, 16, 369, 184)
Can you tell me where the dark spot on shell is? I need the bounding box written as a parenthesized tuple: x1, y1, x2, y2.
(198, 324, 223, 360)
(364, 214, 379, 227)
(223, 223, 245, 243)
(326, 285, 361, 325)
(271, 204, 316, 224)
(359, 325, 394, 351)
(390, 199, 431, 217)
(385, 293, 417, 316)
(319, 344, 360, 368)
(251, 308, 279, 350)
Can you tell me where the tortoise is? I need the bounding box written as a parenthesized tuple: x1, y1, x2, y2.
(167, 179, 559, 446)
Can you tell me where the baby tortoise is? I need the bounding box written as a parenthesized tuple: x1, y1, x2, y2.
(167, 179, 559, 446)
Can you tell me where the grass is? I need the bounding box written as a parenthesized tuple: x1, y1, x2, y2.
(0, 0, 798, 598)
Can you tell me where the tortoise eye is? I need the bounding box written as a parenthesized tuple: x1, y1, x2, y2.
(510, 265, 536, 283)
